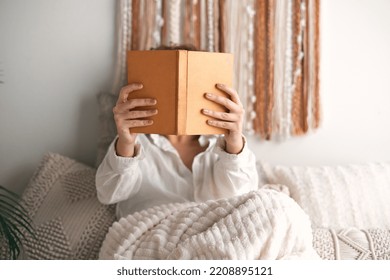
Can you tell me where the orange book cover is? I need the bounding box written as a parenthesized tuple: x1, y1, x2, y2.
(127, 50, 234, 135)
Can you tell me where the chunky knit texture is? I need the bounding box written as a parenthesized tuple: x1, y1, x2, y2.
(99, 189, 319, 260)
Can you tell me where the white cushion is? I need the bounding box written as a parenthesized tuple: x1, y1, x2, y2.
(259, 162, 390, 229)
(20, 153, 116, 259)
(313, 227, 390, 260)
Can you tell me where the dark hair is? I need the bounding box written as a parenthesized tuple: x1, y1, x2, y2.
(151, 44, 199, 51)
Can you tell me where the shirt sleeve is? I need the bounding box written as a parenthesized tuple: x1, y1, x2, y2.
(193, 136, 259, 202)
(95, 137, 143, 205)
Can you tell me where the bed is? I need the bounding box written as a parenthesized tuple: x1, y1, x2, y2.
(18, 152, 390, 260)
(17, 92, 390, 260)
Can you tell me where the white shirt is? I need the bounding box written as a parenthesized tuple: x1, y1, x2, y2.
(96, 134, 258, 218)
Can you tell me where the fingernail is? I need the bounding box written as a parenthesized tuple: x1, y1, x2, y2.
(216, 83, 224, 88)
(205, 93, 212, 98)
(137, 83, 143, 88)
(150, 99, 157, 104)
(202, 109, 210, 114)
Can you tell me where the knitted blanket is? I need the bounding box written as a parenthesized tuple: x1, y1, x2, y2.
(99, 190, 319, 260)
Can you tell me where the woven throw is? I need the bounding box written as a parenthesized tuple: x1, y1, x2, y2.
(20, 153, 116, 259)
(99, 189, 319, 260)
(259, 161, 390, 228)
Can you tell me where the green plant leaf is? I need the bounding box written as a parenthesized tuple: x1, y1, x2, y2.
(0, 216, 21, 259)
(0, 197, 35, 237)
(0, 185, 36, 259)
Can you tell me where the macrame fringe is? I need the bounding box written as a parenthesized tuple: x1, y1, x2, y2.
(218, 0, 226, 52)
(254, 0, 268, 139)
(245, 0, 256, 135)
(206, 0, 214, 52)
(111, 0, 131, 95)
(273, 0, 292, 140)
(113, 0, 321, 141)
(313, 0, 321, 129)
(291, 0, 304, 135)
(212, 0, 220, 52)
(168, 0, 181, 45)
(131, 0, 140, 50)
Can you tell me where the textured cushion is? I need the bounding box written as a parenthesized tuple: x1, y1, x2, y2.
(20, 153, 116, 259)
(259, 162, 390, 228)
(313, 228, 390, 260)
(96, 92, 117, 166)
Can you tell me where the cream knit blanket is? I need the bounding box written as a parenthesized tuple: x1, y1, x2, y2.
(99, 190, 319, 260)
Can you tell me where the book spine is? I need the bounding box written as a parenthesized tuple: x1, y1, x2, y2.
(176, 50, 188, 134)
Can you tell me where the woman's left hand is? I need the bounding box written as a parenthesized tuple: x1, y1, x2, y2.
(202, 83, 244, 154)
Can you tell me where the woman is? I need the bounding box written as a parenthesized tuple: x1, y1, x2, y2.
(95, 80, 258, 218)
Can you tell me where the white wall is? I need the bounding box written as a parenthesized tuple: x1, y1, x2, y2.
(0, 0, 115, 193)
(1, 0, 390, 194)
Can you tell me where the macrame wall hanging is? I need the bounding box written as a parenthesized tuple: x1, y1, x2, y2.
(111, 0, 321, 141)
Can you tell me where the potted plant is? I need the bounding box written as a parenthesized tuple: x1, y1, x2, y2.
(0, 185, 35, 259)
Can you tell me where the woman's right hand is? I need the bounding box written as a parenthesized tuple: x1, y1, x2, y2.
(113, 83, 158, 157)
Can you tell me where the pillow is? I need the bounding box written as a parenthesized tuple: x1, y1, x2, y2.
(260, 162, 390, 229)
(96, 92, 117, 166)
(312, 227, 390, 260)
(20, 153, 116, 259)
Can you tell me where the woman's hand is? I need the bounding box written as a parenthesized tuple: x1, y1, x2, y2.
(202, 83, 244, 154)
(113, 83, 158, 157)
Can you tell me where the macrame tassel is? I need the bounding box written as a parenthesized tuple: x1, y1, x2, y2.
(265, 0, 275, 140)
(193, 0, 201, 49)
(291, 0, 304, 135)
(152, 0, 164, 48)
(126, 0, 132, 50)
(218, 0, 226, 52)
(139, 0, 153, 50)
(184, 0, 192, 45)
(213, 0, 220, 52)
(253, 0, 276, 140)
(312, 0, 321, 129)
(272, 0, 289, 140)
(111, 0, 131, 95)
(254, 0, 267, 139)
(283, 0, 294, 139)
(302, 0, 309, 133)
(200, 0, 207, 50)
(168, 0, 181, 45)
(245, 0, 256, 135)
(131, 0, 141, 50)
(206, 0, 215, 51)
(222, 0, 233, 53)
(303, 0, 321, 132)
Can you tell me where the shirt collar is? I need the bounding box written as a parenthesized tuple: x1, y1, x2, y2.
(148, 134, 217, 150)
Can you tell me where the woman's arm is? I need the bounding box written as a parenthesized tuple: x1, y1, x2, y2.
(96, 83, 158, 204)
(95, 138, 143, 204)
(193, 136, 258, 202)
(194, 84, 259, 201)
